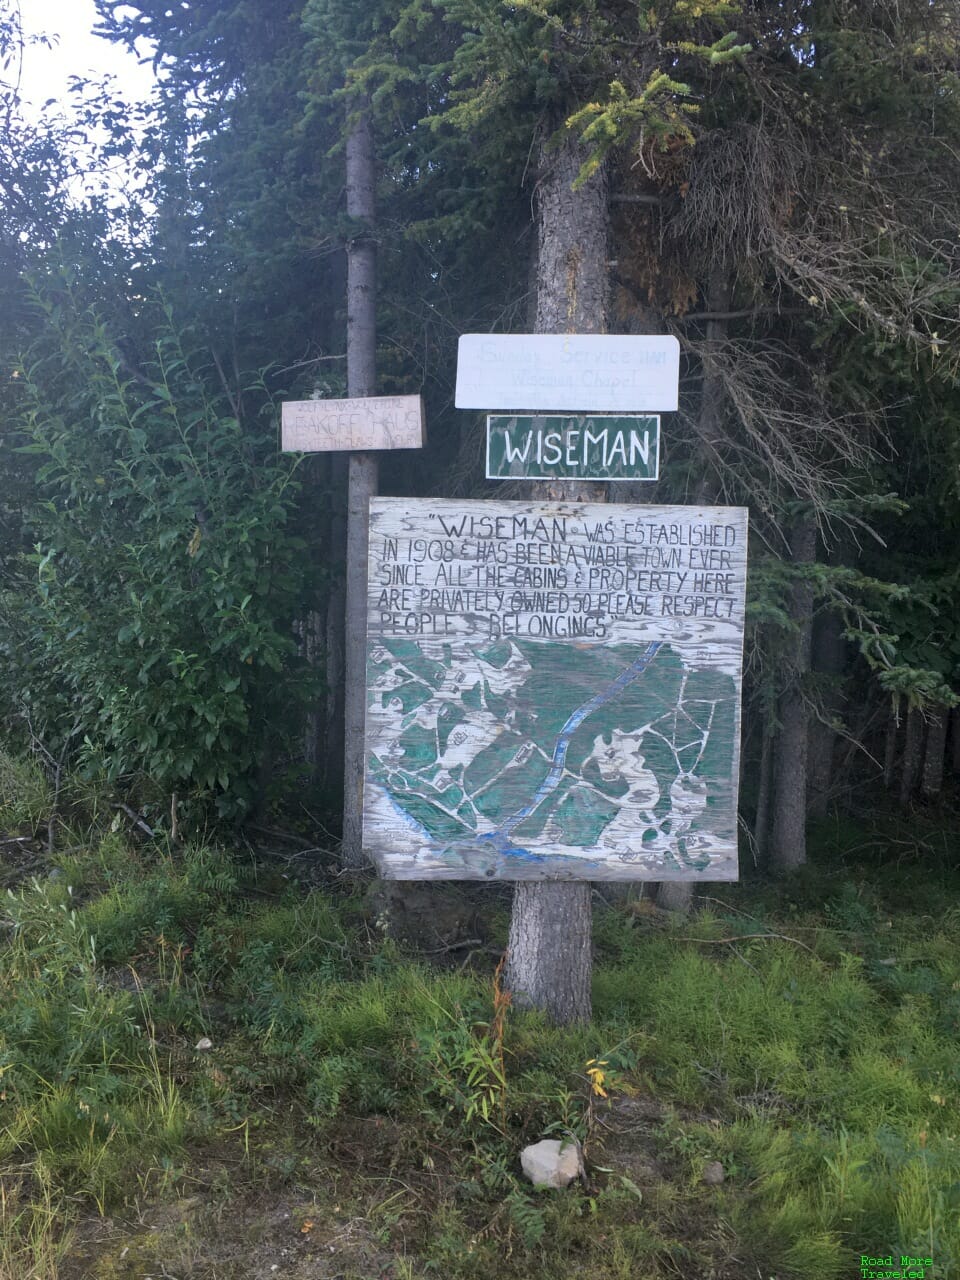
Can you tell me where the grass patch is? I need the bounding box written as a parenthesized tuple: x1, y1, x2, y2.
(0, 749, 50, 834)
(1, 786, 959, 1277)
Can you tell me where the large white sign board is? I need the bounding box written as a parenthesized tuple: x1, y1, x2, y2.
(455, 335, 680, 412)
(363, 498, 747, 881)
(281, 395, 425, 452)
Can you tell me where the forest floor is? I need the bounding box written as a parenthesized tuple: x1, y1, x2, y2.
(2, 761, 960, 1279)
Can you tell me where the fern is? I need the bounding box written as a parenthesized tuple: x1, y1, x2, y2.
(505, 1185, 547, 1249)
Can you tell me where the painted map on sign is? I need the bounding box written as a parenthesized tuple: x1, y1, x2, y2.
(363, 499, 747, 881)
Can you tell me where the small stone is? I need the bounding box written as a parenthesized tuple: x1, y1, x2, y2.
(520, 1138, 582, 1189)
(702, 1160, 725, 1186)
(195, 1036, 213, 1051)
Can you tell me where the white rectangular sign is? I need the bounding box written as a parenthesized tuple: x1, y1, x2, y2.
(281, 394, 425, 452)
(455, 334, 679, 412)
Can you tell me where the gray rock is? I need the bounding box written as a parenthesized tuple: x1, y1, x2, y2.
(702, 1160, 725, 1185)
(520, 1138, 582, 1189)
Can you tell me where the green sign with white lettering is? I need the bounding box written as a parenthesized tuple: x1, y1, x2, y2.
(486, 415, 660, 482)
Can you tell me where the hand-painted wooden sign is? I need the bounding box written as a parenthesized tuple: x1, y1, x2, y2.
(455, 334, 680, 412)
(281, 394, 425, 452)
(363, 498, 748, 882)
(486, 415, 660, 481)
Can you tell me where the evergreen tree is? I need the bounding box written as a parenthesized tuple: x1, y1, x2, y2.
(27, 0, 960, 859)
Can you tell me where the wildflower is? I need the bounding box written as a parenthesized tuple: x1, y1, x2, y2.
(586, 1058, 609, 1098)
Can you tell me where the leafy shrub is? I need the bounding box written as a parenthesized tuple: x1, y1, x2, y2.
(0, 277, 316, 817)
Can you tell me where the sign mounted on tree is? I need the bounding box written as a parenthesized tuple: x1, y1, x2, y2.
(281, 394, 425, 453)
(363, 498, 748, 882)
(455, 334, 680, 412)
(486, 415, 660, 481)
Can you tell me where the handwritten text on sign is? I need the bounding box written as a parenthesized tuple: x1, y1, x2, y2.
(364, 499, 747, 882)
(281, 394, 425, 452)
(455, 334, 679, 412)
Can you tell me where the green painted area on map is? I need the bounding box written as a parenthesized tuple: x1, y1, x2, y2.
(367, 636, 738, 853)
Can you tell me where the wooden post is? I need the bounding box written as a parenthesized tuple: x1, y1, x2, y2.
(342, 105, 378, 868)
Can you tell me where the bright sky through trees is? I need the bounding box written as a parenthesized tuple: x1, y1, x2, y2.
(18, 0, 155, 116)
(15, 0, 157, 200)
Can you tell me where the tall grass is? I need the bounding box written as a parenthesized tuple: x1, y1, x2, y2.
(1, 783, 959, 1276)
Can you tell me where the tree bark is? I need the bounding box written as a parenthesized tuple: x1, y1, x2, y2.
(769, 516, 816, 871)
(653, 271, 728, 915)
(951, 707, 960, 775)
(656, 882, 694, 914)
(921, 706, 949, 799)
(341, 105, 378, 868)
(694, 270, 729, 506)
(323, 455, 350, 793)
(754, 715, 774, 862)
(807, 608, 846, 819)
(898, 705, 922, 810)
(883, 699, 899, 790)
(504, 126, 608, 1024)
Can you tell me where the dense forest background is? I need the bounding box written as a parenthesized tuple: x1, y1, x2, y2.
(1, 0, 959, 864)
(3, 4, 960, 1276)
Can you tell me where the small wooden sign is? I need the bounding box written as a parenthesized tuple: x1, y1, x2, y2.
(281, 394, 425, 453)
(486, 415, 660, 481)
(363, 498, 748, 882)
(455, 334, 680, 412)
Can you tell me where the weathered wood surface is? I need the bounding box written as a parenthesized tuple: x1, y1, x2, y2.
(362, 498, 748, 881)
(281, 394, 425, 453)
(486, 415, 659, 481)
(340, 104, 380, 871)
(455, 335, 679, 412)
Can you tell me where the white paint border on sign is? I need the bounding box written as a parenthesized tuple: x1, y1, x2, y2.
(455, 334, 679, 412)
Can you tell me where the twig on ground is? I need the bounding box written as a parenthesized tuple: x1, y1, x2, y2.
(421, 938, 482, 955)
(246, 821, 320, 848)
(680, 931, 817, 954)
(726, 943, 761, 977)
(694, 894, 758, 919)
(116, 803, 155, 838)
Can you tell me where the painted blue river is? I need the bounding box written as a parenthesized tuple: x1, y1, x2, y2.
(479, 640, 663, 858)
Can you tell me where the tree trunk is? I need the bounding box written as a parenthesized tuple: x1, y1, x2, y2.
(769, 516, 816, 871)
(322, 526, 346, 792)
(753, 715, 774, 862)
(694, 270, 729, 505)
(506, 882, 592, 1021)
(921, 706, 949, 799)
(655, 269, 727, 914)
(951, 707, 960, 775)
(807, 608, 846, 819)
(341, 105, 378, 868)
(504, 125, 609, 1024)
(301, 455, 346, 793)
(656, 881, 694, 914)
(883, 699, 899, 790)
(898, 705, 922, 810)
